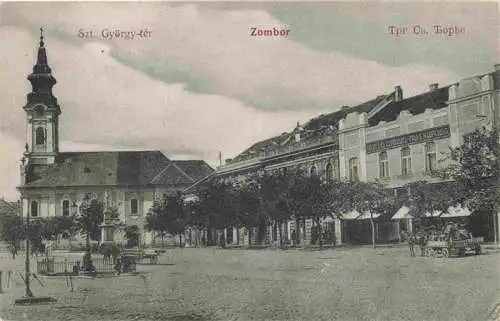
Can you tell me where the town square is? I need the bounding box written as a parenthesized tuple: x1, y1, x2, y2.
(0, 2, 499, 321)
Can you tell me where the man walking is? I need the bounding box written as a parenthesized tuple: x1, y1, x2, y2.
(407, 231, 415, 257)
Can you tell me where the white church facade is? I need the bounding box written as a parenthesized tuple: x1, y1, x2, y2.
(16, 30, 214, 246)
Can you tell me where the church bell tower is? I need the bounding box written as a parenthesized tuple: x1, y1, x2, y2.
(22, 27, 61, 166)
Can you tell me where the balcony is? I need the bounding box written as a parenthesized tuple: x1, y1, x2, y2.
(223, 134, 338, 169)
(263, 135, 338, 158)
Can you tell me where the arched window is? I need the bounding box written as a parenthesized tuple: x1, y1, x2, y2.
(401, 147, 412, 176)
(30, 201, 38, 217)
(379, 151, 389, 178)
(348, 157, 358, 181)
(310, 165, 317, 177)
(62, 200, 70, 216)
(130, 199, 138, 215)
(325, 163, 333, 182)
(425, 142, 436, 172)
(35, 126, 46, 145)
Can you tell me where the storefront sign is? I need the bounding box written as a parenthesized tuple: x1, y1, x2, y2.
(366, 125, 450, 154)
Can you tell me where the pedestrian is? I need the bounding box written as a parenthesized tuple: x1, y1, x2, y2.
(114, 255, 122, 275)
(407, 232, 415, 257)
(291, 230, 297, 248)
(418, 232, 427, 257)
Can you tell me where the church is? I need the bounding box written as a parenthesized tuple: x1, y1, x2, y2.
(16, 29, 214, 246)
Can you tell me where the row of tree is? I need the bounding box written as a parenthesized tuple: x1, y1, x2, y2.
(1, 128, 497, 253)
(144, 127, 499, 248)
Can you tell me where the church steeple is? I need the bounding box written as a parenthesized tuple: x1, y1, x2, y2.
(25, 27, 59, 112)
(22, 27, 61, 166)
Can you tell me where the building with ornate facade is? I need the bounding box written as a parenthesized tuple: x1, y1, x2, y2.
(213, 65, 500, 246)
(16, 31, 214, 246)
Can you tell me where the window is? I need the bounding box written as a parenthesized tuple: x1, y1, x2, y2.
(325, 163, 333, 182)
(282, 167, 288, 175)
(105, 229, 114, 242)
(130, 199, 138, 215)
(425, 142, 437, 172)
(310, 165, 317, 177)
(62, 200, 70, 216)
(401, 147, 412, 176)
(348, 157, 359, 181)
(35, 127, 46, 145)
(30, 201, 38, 217)
(379, 151, 389, 178)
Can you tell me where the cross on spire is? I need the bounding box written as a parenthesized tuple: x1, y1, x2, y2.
(39, 26, 44, 47)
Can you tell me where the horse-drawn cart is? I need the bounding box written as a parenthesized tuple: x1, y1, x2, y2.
(422, 226, 482, 258)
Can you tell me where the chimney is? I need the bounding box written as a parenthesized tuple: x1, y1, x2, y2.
(429, 83, 439, 91)
(394, 86, 403, 102)
(495, 64, 500, 71)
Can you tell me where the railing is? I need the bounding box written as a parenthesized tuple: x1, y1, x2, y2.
(263, 135, 338, 158)
(224, 134, 338, 167)
(37, 257, 120, 275)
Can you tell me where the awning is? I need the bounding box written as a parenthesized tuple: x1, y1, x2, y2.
(357, 211, 381, 220)
(392, 206, 411, 220)
(342, 210, 360, 220)
(424, 210, 443, 217)
(440, 205, 471, 218)
(183, 195, 199, 203)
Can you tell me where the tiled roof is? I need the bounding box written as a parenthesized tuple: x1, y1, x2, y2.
(172, 160, 215, 182)
(229, 95, 387, 164)
(369, 87, 449, 126)
(22, 151, 213, 188)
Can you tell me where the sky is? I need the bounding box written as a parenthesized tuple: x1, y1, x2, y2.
(0, 1, 498, 200)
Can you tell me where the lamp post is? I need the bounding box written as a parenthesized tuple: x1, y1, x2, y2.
(15, 199, 56, 305)
(24, 207, 33, 298)
(79, 194, 94, 273)
(82, 194, 91, 254)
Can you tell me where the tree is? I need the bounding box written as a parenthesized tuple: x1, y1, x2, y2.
(164, 193, 188, 247)
(145, 200, 169, 247)
(0, 214, 25, 259)
(196, 181, 240, 246)
(75, 198, 104, 272)
(146, 193, 189, 248)
(348, 181, 396, 248)
(234, 177, 264, 248)
(404, 180, 456, 232)
(258, 172, 291, 248)
(438, 126, 500, 240)
(124, 225, 140, 248)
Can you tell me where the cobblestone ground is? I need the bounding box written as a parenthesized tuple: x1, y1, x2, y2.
(0, 246, 499, 321)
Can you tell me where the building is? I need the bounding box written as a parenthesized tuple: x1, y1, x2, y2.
(214, 66, 500, 246)
(16, 30, 214, 246)
(0, 198, 21, 217)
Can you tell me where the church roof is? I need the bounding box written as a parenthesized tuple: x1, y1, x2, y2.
(22, 151, 214, 188)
